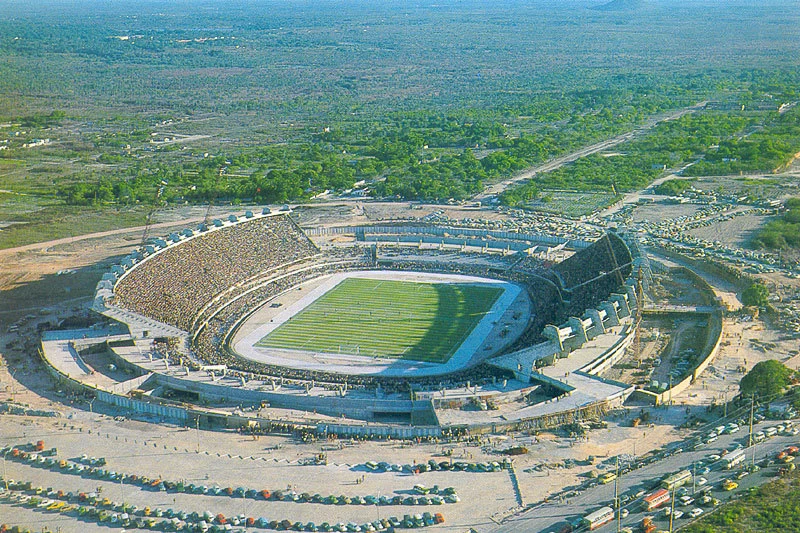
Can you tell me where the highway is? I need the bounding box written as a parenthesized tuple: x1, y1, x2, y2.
(489, 419, 798, 533)
(475, 102, 708, 202)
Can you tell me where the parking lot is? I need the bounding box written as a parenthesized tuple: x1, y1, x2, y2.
(490, 413, 800, 533)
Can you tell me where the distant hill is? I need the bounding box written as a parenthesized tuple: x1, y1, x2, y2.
(592, 0, 646, 11)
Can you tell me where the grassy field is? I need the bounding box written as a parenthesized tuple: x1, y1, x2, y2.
(0, 205, 148, 250)
(681, 469, 800, 533)
(256, 278, 503, 363)
(525, 190, 620, 218)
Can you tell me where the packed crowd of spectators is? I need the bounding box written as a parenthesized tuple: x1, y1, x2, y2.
(130, 224, 630, 394)
(504, 274, 564, 349)
(168, 248, 512, 394)
(114, 215, 319, 330)
(549, 233, 633, 318)
(552, 232, 632, 290)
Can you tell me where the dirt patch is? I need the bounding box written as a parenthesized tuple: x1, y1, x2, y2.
(631, 202, 704, 224)
(686, 212, 772, 248)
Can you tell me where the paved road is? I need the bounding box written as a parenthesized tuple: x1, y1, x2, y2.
(475, 102, 708, 202)
(488, 419, 797, 533)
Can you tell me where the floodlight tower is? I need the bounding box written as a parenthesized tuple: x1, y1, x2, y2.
(633, 265, 644, 366)
(142, 182, 166, 245)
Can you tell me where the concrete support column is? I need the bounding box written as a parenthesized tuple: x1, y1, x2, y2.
(610, 294, 630, 318)
(543, 325, 564, 352)
(625, 284, 638, 312)
(567, 317, 588, 346)
(599, 302, 620, 326)
(585, 309, 605, 339)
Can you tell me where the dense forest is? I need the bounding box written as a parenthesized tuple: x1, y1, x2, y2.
(1, 0, 799, 221)
(500, 104, 800, 206)
(754, 197, 800, 250)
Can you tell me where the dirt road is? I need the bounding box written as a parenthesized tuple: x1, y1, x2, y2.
(475, 101, 708, 201)
(0, 217, 206, 258)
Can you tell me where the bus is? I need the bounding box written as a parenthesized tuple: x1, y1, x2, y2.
(642, 488, 670, 511)
(661, 469, 692, 491)
(722, 449, 746, 469)
(583, 506, 615, 530)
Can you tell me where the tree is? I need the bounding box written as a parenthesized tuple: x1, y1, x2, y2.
(742, 282, 769, 308)
(740, 360, 792, 399)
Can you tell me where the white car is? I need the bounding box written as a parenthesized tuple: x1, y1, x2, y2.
(690, 508, 704, 518)
(620, 509, 629, 518)
(696, 476, 708, 486)
(673, 510, 685, 519)
(680, 496, 695, 506)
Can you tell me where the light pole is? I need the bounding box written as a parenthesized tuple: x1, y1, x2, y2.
(723, 389, 728, 418)
(195, 416, 201, 452)
(748, 395, 755, 448)
(668, 375, 673, 406)
(9, 368, 17, 402)
(2, 450, 9, 490)
(668, 484, 676, 533)
(614, 456, 621, 533)
(242, 492, 247, 530)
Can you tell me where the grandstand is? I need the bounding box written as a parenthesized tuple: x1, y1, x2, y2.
(78, 213, 639, 432)
(112, 213, 319, 331)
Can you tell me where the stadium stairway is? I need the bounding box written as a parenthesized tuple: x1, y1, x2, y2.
(507, 461, 524, 507)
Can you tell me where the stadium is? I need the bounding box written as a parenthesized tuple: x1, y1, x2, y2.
(43, 209, 640, 437)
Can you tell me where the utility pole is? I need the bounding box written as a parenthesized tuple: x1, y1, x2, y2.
(668, 374, 673, 406)
(2, 451, 8, 490)
(195, 415, 201, 452)
(723, 389, 728, 419)
(668, 484, 676, 533)
(633, 266, 644, 367)
(242, 492, 247, 530)
(749, 395, 757, 469)
(615, 456, 621, 533)
(748, 395, 755, 448)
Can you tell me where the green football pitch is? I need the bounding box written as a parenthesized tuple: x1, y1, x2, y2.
(255, 277, 504, 363)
